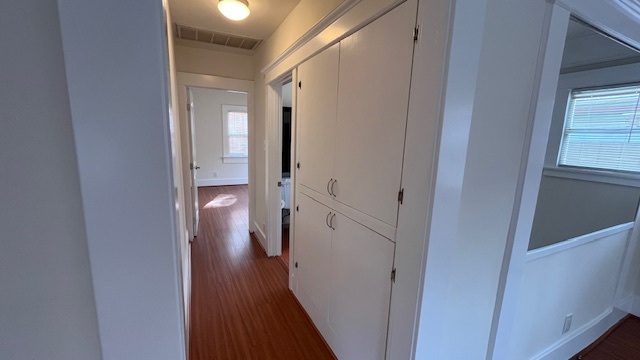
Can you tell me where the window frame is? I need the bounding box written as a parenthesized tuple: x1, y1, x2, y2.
(557, 81, 640, 175)
(221, 104, 249, 163)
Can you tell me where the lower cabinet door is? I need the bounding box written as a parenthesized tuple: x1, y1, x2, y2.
(326, 212, 396, 360)
(294, 193, 333, 334)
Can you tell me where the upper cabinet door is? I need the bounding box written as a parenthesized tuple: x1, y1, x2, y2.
(326, 212, 395, 360)
(297, 43, 340, 198)
(333, 1, 417, 226)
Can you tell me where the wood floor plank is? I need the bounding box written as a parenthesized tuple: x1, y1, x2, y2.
(575, 315, 640, 359)
(189, 185, 335, 360)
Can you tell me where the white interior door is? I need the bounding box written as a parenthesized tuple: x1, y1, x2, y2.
(327, 212, 395, 360)
(296, 43, 339, 199)
(294, 193, 333, 334)
(187, 88, 199, 237)
(333, 1, 416, 226)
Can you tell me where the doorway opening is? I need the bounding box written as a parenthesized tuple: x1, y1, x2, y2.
(278, 80, 293, 271)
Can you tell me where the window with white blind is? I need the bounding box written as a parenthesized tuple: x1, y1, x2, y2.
(222, 104, 248, 163)
(558, 84, 640, 173)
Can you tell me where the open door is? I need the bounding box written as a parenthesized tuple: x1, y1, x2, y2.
(187, 88, 199, 238)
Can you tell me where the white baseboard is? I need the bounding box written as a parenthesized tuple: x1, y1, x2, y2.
(534, 307, 627, 360)
(196, 178, 248, 187)
(253, 220, 267, 252)
(631, 295, 640, 317)
(615, 294, 635, 313)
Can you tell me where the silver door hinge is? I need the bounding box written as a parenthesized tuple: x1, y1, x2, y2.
(398, 188, 404, 204)
(413, 26, 419, 42)
(187, 103, 192, 111)
(391, 268, 397, 283)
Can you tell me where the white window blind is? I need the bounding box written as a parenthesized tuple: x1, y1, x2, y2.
(559, 84, 640, 173)
(222, 104, 248, 159)
(227, 111, 248, 156)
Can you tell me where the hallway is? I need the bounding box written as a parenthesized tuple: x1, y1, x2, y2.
(189, 185, 335, 359)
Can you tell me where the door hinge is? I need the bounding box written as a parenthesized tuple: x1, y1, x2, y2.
(298, 81, 302, 89)
(296, 162, 300, 169)
(413, 26, 419, 42)
(296, 205, 299, 212)
(391, 268, 397, 283)
(187, 103, 192, 111)
(295, 262, 299, 268)
(278, 181, 282, 187)
(398, 188, 404, 204)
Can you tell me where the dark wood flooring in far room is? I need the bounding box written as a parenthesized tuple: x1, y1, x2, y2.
(189, 185, 335, 360)
(574, 315, 640, 359)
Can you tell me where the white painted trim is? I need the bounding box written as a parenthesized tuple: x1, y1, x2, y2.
(631, 295, 640, 317)
(253, 220, 267, 251)
(616, 294, 635, 312)
(525, 222, 634, 262)
(265, 82, 284, 257)
(263, 0, 406, 85)
(488, 5, 571, 359)
(221, 156, 248, 164)
(196, 178, 248, 187)
(288, 69, 299, 291)
(543, 167, 640, 188)
(533, 307, 627, 360)
(260, 0, 361, 75)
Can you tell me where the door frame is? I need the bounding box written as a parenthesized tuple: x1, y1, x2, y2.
(177, 72, 255, 241)
(488, 1, 640, 358)
(265, 74, 295, 270)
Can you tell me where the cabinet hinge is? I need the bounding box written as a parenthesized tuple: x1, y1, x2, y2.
(391, 268, 397, 283)
(298, 81, 302, 89)
(296, 162, 300, 169)
(413, 26, 419, 42)
(398, 188, 404, 204)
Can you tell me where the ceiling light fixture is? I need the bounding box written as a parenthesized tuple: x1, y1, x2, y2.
(218, 0, 250, 21)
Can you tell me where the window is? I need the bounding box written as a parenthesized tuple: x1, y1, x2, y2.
(558, 84, 640, 173)
(222, 104, 248, 162)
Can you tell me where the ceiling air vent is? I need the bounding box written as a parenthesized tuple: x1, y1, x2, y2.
(175, 24, 262, 51)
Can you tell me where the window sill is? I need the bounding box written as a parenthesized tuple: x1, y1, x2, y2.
(543, 166, 640, 187)
(222, 156, 248, 164)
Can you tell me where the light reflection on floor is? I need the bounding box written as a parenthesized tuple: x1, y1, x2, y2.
(203, 194, 237, 209)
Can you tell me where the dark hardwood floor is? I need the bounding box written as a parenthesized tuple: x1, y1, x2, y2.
(574, 315, 640, 359)
(189, 185, 335, 360)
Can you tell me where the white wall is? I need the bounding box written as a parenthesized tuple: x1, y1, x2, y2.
(0, 1, 102, 359)
(421, 0, 552, 357)
(191, 87, 248, 186)
(174, 45, 254, 80)
(508, 227, 631, 359)
(57, 0, 186, 358)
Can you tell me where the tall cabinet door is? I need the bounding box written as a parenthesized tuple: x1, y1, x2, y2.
(294, 193, 333, 333)
(326, 213, 395, 360)
(297, 43, 340, 198)
(333, 1, 416, 226)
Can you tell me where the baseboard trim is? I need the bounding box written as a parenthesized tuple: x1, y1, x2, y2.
(631, 295, 640, 317)
(253, 220, 267, 251)
(196, 178, 248, 187)
(533, 307, 627, 360)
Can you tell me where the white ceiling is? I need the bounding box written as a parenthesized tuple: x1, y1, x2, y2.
(169, 0, 301, 40)
(561, 19, 640, 70)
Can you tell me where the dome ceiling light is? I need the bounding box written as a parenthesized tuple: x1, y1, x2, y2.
(218, 0, 251, 21)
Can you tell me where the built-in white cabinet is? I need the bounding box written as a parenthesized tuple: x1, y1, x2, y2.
(293, 1, 417, 358)
(297, 44, 339, 199)
(297, 1, 415, 227)
(295, 194, 395, 360)
(334, 2, 415, 226)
